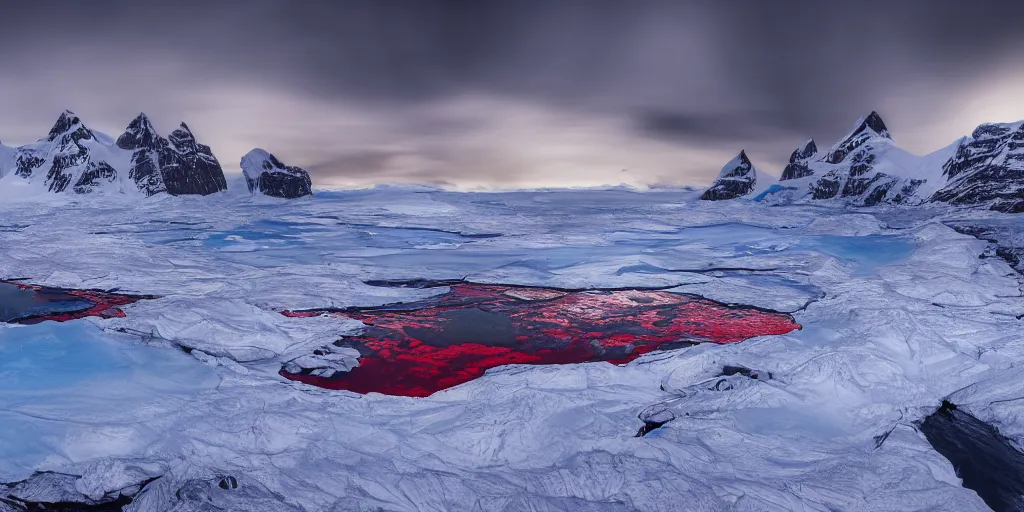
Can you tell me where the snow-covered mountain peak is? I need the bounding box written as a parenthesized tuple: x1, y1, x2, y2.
(724, 151, 751, 173)
(794, 139, 817, 159)
(248, 148, 271, 161)
(241, 148, 275, 170)
(46, 110, 93, 143)
(116, 113, 162, 150)
(825, 111, 892, 164)
(700, 150, 765, 201)
(860, 111, 890, 137)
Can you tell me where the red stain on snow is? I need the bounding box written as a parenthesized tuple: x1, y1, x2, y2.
(281, 284, 800, 397)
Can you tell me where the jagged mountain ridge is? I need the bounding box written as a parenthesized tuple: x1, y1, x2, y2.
(802, 111, 952, 206)
(0, 111, 228, 196)
(721, 111, 1017, 210)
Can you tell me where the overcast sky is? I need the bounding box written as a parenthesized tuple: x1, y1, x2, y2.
(1, 0, 1023, 189)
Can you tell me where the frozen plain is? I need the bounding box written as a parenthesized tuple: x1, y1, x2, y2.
(0, 187, 1022, 511)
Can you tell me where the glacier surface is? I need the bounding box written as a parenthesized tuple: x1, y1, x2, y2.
(0, 188, 1022, 511)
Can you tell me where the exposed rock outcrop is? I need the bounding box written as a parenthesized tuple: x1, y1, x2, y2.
(779, 139, 817, 181)
(116, 113, 168, 196)
(163, 123, 228, 196)
(240, 148, 313, 198)
(931, 121, 1024, 212)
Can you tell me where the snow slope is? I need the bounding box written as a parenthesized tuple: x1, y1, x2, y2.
(0, 190, 1021, 510)
(0, 141, 13, 179)
(699, 151, 769, 200)
(0, 111, 137, 196)
(760, 113, 967, 206)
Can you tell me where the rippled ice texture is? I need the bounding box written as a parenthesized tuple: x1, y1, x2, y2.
(0, 187, 1021, 511)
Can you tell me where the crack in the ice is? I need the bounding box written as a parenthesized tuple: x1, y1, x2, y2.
(338, 221, 503, 239)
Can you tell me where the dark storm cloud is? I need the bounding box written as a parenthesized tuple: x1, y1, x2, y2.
(2, 0, 1024, 187)
(637, 110, 806, 143)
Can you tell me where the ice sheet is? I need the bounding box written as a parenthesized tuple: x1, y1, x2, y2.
(0, 189, 1019, 511)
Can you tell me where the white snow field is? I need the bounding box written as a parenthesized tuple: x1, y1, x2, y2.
(0, 187, 1022, 511)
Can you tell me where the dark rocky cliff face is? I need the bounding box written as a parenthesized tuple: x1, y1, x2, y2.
(161, 123, 228, 196)
(116, 115, 227, 196)
(116, 113, 169, 196)
(241, 149, 313, 198)
(700, 151, 758, 201)
(932, 122, 1024, 213)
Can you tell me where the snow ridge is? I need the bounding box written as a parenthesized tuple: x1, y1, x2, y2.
(754, 111, 978, 207)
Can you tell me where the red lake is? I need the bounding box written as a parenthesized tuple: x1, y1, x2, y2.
(281, 283, 801, 397)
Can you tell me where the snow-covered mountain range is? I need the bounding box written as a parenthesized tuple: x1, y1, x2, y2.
(703, 111, 1024, 212)
(3, 109, 1022, 210)
(0, 111, 312, 199)
(0, 111, 228, 196)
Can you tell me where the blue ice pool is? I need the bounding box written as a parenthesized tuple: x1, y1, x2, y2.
(0, 321, 219, 480)
(804, 234, 915, 275)
(753, 184, 798, 201)
(204, 228, 306, 250)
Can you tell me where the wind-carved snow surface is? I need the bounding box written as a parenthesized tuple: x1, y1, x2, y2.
(0, 188, 1022, 511)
